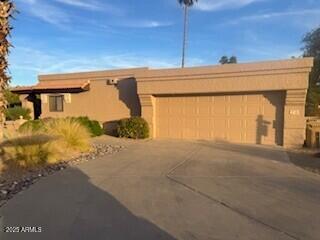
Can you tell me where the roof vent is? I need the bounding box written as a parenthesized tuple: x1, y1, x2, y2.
(107, 78, 119, 85)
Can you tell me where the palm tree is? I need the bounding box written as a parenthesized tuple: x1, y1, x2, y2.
(0, 0, 15, 138)
(178, 0, 198, 68)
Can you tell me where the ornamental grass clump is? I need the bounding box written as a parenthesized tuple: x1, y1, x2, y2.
(46, 118, 91, 154)
(1, 118, 91, 170)
(19, 119, 46, 133)
(0, 130, 57, 169)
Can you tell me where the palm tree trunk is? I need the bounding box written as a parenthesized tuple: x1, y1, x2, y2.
(181, 4, 189, 68)
(0, 1, 14, 140)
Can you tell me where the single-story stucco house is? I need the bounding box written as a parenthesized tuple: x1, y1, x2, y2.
(12, 58, 314, 148)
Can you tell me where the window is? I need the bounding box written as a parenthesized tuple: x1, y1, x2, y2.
(49, 95, 64, 112)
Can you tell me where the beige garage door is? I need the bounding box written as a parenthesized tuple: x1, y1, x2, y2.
(155, 92, 285, 145)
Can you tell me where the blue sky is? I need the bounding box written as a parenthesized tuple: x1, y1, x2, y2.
(10, 0, 320, 86)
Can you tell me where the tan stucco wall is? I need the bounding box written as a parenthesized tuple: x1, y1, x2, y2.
(41, 79, 140, 121)
(19, 94, 34, 120)
(136, 58, 314, 148)
(38, 67, 148, 82)
(41, 80, 140, 134)
(38, 68, 145, 134)
(20, 58, 313, 148)
(136, 59, 311, 95)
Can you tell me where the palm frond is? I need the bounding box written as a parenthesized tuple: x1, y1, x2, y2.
(178, 0, 198, 7)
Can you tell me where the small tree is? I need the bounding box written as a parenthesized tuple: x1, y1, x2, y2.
(219, 56, 229, 64)
(4, 88, 20, 107)
(219, 55, 238, 64)
(302, 26, 320, 116)
(229, 56, 238, 64)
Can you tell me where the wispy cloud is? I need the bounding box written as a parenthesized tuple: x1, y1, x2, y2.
(114, 20, 173, 28)
(54, 0, 102, 11)
(54, 0, 124, 15)
(238, 45, 301, 60)
(234, 30, 302, 61)
(17, 0, 163, 29)
(17, 0, 71, 26)
(10, 46, 204, 85)
(225, 9, 320, 25)
(195, 0, 264, 11)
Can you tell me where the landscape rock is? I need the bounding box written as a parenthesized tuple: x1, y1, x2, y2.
(0, 143, 124, 206)
(1, 190, 8, 195)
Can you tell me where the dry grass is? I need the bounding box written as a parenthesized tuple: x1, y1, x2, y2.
(0, 118, 91, 171)
(0, 130, 57, 169)
(46, 118, 90, 154)
(0, 159, 5, 175)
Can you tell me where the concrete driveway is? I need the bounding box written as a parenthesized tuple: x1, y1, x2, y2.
(1, 138, 320, 240)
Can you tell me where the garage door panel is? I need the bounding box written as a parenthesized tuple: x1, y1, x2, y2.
(230, 105, 244, 115)
(229, 132, 242, 142)
(185, 118, 198, 129)
(156, 92, 284, 145)
(184, 97, 197, 104)
(246, 105, 262, 115)
(229, 119, 243, 130)
(183, 127, 198, 138)
(169, 117, 183, 127)
(198, 119, 211, 128)
(158, 106, 169, 115)
(169, 108, 183, 116)
(198, 107, 210, 116)
(213, 118, 228, 129)
(247, 95, 261, 103)
(230, 95, 243, 102)
(199, 96, 212, 102)
(245, 117, 258, 125)
(264, 105, 277, 116)
(228, 119, 243, 142)
(244, 132, 257, 144)
(213, 105, 228, 115)
(184, 107, 197, 116)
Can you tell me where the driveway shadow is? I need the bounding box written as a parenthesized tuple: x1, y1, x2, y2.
(197, 140, 287, 163)
(0, 168, 176, 240)
(287, 151, 320, 174)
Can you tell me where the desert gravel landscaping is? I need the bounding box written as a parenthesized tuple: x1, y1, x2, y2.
(0, 143, 124, 207)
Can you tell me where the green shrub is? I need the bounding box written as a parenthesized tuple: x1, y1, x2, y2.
(4, 106, 31, 120)
(19, 120, 46, 133)
(72, 117, 104, 137)
(89, 120, 104, 136)
(4, 89, 21, 107)
(117, 117, 149, 139)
